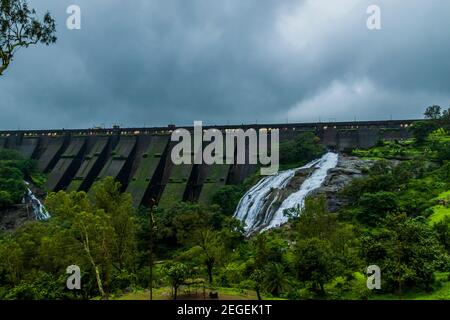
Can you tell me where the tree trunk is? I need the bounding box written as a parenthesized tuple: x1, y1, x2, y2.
(272, 287, 279, 297)
(319, 282, 325, 296)
(256, 288, 262, 300)
(0, 64, 7, 76)
(83, 230, 107, 299)
(104, 266, 110, 300)
(0, 55, 10, 76)
(398, 278, 403, 299)
(149, 210, 155, 300)
(93, 263, 106, 299)
(206, 262, 213, 284)
(149, 257, 153, 300)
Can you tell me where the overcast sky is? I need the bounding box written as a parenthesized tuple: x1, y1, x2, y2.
(1, 0, 450, 130)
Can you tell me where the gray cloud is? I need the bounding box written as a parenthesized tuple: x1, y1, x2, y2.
(1, 0, 449, 130)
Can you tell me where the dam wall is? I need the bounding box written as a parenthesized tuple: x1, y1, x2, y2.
(0, 119, 416, 208)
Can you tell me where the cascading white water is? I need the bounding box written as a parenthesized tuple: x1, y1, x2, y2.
(261, 152, 338, 232)
(233, 152, 338, 235)
(22, 182, 51, 221)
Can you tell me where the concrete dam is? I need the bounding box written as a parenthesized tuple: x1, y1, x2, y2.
(0, 120, 415, 208)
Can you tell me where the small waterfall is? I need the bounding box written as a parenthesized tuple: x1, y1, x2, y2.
(234, 152, 338, 235)
(22, 182, 51, 221)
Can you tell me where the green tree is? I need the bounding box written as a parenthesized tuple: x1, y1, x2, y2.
(358, 192, 399, 225)
(162, 262, 189, 300)
(212, 185, 243, 215)
(164, 202, 241, 284)
(46, 189, 115, 299)
(190, 227, 223, 284)
(0, 148, 40, 208)
(0, 190, 13, 209)
(0, 164, 25, 201)
(0, 148, 24, 160)
(249, 269, 264, 300)
(89, 177, 137, 272)
(361, 214, 446, 296)
(279, 132, 325, 167)
(293, 196, 338, 241)
(0, 0, 56, 75)
(295, 238, 337, 295)
(422, 105, 450, 131)
(424, 105, 442, 120)
(434, 217, 450, 254)
(0, 236, 23, 285)
(290, 196, 360, 293)
(263, 262, 289, 297)
(441, 107, 450, 129)
(432, 140, 450, 162)
(4, 271, 67, 300)
(135, 206, 159, 299)
(409, 121, 438, 144)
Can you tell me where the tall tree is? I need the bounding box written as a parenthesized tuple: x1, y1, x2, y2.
(361, 214, 446, 296)
(294, 196, 338, 241)
(192, 227, 222, 284)
(434, 217, 450, 254)
(170, 203, 235, 285)
(162, 262, 189, 300)
(45, 190, 114, 299)
(424, 105, 442, 120)
(0, 0, 56, 75)
(295, 237, 337, 295)
(249, 269, 264, 300)
(263, 263, 289, 297)
(0, 236, 23, 285)
(89, 177, 137, 272)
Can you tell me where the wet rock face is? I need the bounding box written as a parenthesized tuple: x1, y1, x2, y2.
(288, 168, 315, 190)
(313, 155, 375, 212)
(247, 167, 315, 234)
(0, 183, 48, 230)
(0, 204, 34, 231)
(235, 152, 340, 236)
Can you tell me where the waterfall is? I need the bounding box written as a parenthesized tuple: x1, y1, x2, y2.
(22, 182, 51, 221)
(233, 152, 338, 235)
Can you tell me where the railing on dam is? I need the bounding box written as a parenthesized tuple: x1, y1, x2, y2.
(0, 119, 419, 137)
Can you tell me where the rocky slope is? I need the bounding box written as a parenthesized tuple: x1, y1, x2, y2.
(0, 184, 48, 231)
(312, 155, 375, 212)
(0, 204, 36, 231)
(234, 153, 376, 235)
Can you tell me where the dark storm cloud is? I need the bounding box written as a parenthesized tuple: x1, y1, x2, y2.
(1, 0, 450, 129)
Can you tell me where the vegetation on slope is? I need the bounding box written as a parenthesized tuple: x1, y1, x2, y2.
(0, 149, 43, 209)
(0, 106, 449, 300)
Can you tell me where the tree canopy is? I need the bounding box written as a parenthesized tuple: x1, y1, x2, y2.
(0, 0, 56, 75)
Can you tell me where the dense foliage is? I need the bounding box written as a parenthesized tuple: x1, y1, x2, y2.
(0, 149, 39, 209)
(279, 132, 325, 168)
(0, 108, 449, 300)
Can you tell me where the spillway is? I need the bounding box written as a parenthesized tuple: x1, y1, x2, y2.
(23, 182, 51, 221)
(233, 152, 338, 235)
